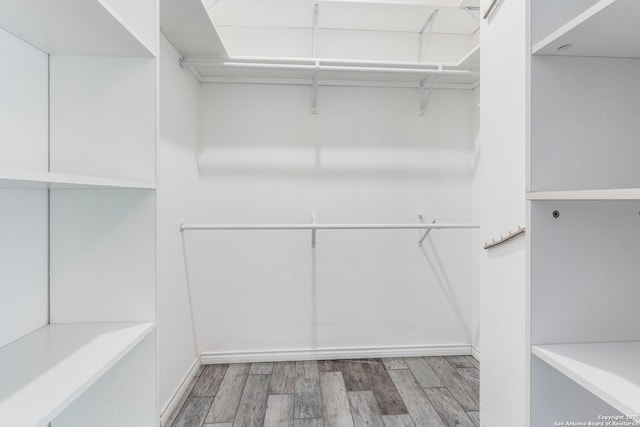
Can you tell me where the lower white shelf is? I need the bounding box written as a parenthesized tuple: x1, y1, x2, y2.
(0, 321, 156, 427)
(533, 342, 640, 417)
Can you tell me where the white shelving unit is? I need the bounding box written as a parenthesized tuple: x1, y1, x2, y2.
(529, 0, 640, 423)
(0, 0, 158, 425)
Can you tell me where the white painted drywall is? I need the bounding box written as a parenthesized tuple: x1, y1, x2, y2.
(531, 56, 640, 191)
(0, 189, 49, 348)
(99, 0, 158, 55)
(49, 56, 156, 183)
(0, 28, 48, 172)
(470, 86, 481, 356)
(157, 34, 201, 415)
(49, 189, 156, 323)
(187, 83, 477, 357)
(478, 0, 529, 425)
(531, 200, 640, 345)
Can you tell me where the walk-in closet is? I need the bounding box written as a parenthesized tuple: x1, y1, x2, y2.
(0, 0, 637, 426)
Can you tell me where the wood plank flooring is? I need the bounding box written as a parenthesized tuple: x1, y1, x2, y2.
(168, 356, 479, 427)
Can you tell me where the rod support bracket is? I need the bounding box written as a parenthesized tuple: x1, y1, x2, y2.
(419, 75, 435, 116)
(311, 213, 317, 248)
(418, 215, 439, 246)
(311, 60, 319, 114)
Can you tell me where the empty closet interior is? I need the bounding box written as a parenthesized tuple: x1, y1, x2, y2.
(2, 0, 636, 426)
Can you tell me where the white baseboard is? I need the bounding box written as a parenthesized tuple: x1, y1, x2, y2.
(160, 357, 202, 426)
(200, 344, 473, 364)
(471, 346, 480, 362)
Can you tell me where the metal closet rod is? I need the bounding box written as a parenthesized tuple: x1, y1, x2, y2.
(180, 59, 477, 77)
(181, 223, 479, 231)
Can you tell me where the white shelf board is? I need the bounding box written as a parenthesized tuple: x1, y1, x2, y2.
(160, 0, 229, 58)
(187, 55, 479, 87)
(0, 169, 156, 189)
(532, 0, 640, 58)
(532, 342, 640, 417)
(0, 0, 154, 56)
(0, 321, 156, 427)
(527, 188, 640, 200)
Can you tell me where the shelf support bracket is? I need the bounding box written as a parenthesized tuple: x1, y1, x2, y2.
(311, 213, 317, 248)
(418, 214, 439, 246)
(419, 74, 435, 116)
(418, 9, 439, 62)
(312, 60, 319, 114)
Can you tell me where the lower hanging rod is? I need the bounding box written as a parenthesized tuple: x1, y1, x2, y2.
(181, 223, 479, 231)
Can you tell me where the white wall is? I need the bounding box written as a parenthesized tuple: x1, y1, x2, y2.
(470, 86, 481, 356)
(0, 189, 49, 348)
(157, 34, 201, 417)
(186, 83, 478, 360)
(478, 0, 529, 425)
(0, 27, 48, 172)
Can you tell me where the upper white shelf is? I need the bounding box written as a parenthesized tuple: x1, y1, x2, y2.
(533, 0, 640, 57)
(0, 322, 155, 427)
(160, 0, 229, 58)
(184, 47, 480, 88)
(527, 188, 640, 201)
(0, 169, 156, 190)
(0, 0, 155, 57)
(532, 342, 640, 417)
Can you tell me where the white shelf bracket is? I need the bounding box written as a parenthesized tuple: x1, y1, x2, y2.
(312, 60, 320, 114)
(311, 213, 317, 248)
(419, 75, 435, 116)
(418, 214, 439, 246)
(418, 9, 439, 62)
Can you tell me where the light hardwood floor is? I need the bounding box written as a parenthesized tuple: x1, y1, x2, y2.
(165, 356, 480, 427)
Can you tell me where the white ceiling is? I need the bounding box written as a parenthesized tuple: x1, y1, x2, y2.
(205, 0, 479, 34)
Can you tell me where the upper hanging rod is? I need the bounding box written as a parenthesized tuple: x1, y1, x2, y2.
(180, 58, 476, 77)
(181, 223, 479, 231)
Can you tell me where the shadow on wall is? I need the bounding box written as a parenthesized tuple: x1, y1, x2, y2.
(420, 236, 471, 342)
(197, 145, 475, 179)
(180, 226, 474, 352)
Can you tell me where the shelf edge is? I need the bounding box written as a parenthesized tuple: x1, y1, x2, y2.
(531, 0, 617, 55)
(532, 343, 640, 418)
(527, 189, 640, 200)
